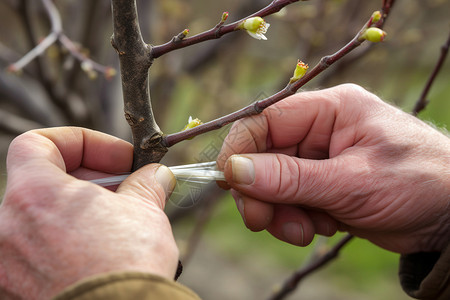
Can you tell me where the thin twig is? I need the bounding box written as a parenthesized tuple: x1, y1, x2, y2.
(8, 0, 113, 77)
(8, 0, 61, 72)
(412, 31, 450, 116)
(8, 32, 59, 72)
(16, 0, 67, 118)
(163, 10, 388, 147)
(268, 234, 354, 300)
(151, 0, 300, 59)
(59, 34, 115, 77)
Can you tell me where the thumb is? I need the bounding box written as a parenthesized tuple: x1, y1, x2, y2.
(117, 164, 176, 210)
(224, 153, 353, 210)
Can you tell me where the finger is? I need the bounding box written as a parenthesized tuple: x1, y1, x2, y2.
(305, 210, 338, 237)
(70, 167, 118, 181)
(217, 87, 342, 171)
(7, 127, 133, 175)
(217, 114, 268, 171)
(231, 189, 337, 238)
(267, 145, 298, 156)
(70, 167, 123, 191)
(117, 164, 176, 210)
(266, 205, 316, 246)
(231, 190, 274, 232)
(217, 145, 297, 192)
(216, 180, 231, 190)
(264, 90, 339, 157)
(224, 152, 361, 211)
(36, 127, 133, 173)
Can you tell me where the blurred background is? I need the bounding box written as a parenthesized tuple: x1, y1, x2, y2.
(1, 0, 449, 299)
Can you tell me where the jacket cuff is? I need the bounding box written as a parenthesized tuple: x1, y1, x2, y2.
(52, 272, 200, 300)
(399, 244, 450, 300)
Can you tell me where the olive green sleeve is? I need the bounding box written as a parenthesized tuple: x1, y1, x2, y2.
(399, 244, 450, 300)
(52, 272, 200, 300)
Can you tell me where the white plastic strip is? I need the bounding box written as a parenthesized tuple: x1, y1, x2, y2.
(89, 161, 225, 187)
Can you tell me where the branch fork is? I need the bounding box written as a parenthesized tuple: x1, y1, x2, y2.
(8, 0, 113, 78)
(110, 0, 396, 284)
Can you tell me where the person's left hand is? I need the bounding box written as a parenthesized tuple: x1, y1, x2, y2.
(0, 127, 178, 299)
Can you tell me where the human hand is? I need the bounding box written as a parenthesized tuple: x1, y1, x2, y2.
(0, 127, 178, 299)
(217, 84, 450, 254)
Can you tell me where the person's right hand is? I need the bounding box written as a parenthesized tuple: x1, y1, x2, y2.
(217, 84, 450, 254)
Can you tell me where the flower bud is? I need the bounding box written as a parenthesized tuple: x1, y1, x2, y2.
(370, 11, 382, 24)
(360, 27, 387, 43)
(81, 61, 98, 80)
(174, 29, 189, 42)
(183, 116, 203, 131)
(104, 67, 117, 80)
(290, 60, 309, 83)
(238, 17, 270, 40)
(222, 12, 229, 22)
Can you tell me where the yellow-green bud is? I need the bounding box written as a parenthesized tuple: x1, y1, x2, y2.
(370, 11, 382, 24)
(242, 17, 264, 31)
(238, 17, 270, 40)
(360, 27, 387, 43)
(290, 60, 309, 83)
(183, 116, 203, 131)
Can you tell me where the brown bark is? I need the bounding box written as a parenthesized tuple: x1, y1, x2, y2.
(111, 0, 167, 169)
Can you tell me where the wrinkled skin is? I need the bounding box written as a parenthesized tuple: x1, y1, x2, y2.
(0, 128, 178, 299)
(218, 84, 450, 254)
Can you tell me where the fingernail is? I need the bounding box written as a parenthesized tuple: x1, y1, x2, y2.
(235, 196, 245, 219)
(231, 156, 255, 185)
(235, 196, 248, 226)
(283, 222, 304, 245)
(155, 166, 176, 198)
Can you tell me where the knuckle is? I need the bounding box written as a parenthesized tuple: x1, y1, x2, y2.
(4, 179, 39, 213)
(4, 171, 62, 215)
(269, 154, 302, 202)
(222, 115, 267, 156)
(7, 132, 32, 156)
(337, 83, 367, 94)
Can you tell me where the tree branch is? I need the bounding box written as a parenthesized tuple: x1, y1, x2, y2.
(163, 10, 389, 147)
(110, 0, 167, 168)
(8, 0, 113, 78)
(268, 234, 354, 300)
(8, 31, 59, 72)
(151, 0, 300, 59)
(110, 0, 394, 284)
(412, 31, 450, 116)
